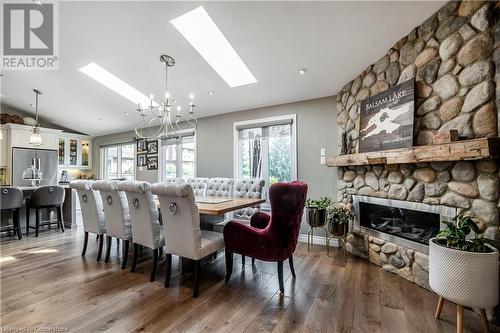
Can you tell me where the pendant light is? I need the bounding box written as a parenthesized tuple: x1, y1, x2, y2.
(29, 89, 43, 146)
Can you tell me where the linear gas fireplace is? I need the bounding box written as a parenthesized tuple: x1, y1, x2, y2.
(352, 195, 457, 253)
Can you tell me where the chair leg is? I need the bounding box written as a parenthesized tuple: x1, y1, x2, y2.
(150, 248, 159, 282)
(121, 240, 129, 269)
(104, 236, 112, 263)
(277, 261, 284, 293)
(251, 257, 255, 265)
(35, 209, 40, 237)
(82, 231, 89, 256)
(457, 304, 464, 333)
(289, 255, 296, 278)
(14, 209, 22, 240)
(164, 253, 172, 288)
(96, 234, 104, 262)
(193, 260, 200, 298)
(158, 246, 163, 258)
(26, 206, 30, 236)
(57, 205, 65, 232)
(434, 296, 444, 319)
(242, 255, 245, 265)
(479, 309, 490, 333)
(225, 248, 233, 283)
(131, 243, 139, 272)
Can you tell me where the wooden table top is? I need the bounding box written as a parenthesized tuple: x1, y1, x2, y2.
(155, 196, 266, 216)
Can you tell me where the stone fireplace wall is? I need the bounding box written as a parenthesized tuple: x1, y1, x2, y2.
(334, 0, 500, 313)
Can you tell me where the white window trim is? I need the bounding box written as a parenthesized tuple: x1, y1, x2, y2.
(159, 129, 198, 181)
(233, 114, 297, 182)
(99, 142, 137, 180)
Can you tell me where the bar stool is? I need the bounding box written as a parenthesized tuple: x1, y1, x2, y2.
(0, 187, 24, 239)
(26, 185, 65, 237)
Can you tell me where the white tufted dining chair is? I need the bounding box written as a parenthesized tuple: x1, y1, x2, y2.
(116, 181, 165, 282)
(91, 180, 132, 269)
(200, 178, 234, 230)
(163, 178, 186, 184)
(69, 180, 106, 260)
(151, 183, 226, 297)
(186, 177, 209, 196)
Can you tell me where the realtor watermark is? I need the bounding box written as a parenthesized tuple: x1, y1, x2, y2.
(2, 1, 59, 70)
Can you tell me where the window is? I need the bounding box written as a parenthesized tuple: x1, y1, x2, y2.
(160, 133, 196, 180)
(100, 143, 135, 180)
(234, 115, 297, 201)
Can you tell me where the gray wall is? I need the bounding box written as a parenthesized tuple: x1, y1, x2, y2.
(92, 96, 338, 233)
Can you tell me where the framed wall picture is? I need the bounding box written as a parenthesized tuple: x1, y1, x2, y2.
(147, 140, 158, 154)
(358, 79, 415, 153)
(137, 154, 147, 167)
(147, 155, 158, 170)
(137, 139, 147, 153)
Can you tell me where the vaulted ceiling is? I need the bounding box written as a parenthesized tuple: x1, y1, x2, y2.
(1, 1, 444, 136)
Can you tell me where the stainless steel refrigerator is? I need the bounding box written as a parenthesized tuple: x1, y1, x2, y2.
(11, 148, 58, 187)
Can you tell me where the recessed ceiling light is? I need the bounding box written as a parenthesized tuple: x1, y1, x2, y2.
(208, 90, 215, 96)
(98, 118, 103, 122)
(30, 103, 35, 108)
(171, 6, 257, 88)
(124, 112, 129, 116)
(298, 68, 308, 75)
(79, 63, 158, 107)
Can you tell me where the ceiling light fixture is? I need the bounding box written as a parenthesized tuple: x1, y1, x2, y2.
(133, 55, 198, 140)
(79, 63, 157, 107)
(29, 89, 43, 146)
(298, 68, 308, 75)
(171, 6, 257, 88)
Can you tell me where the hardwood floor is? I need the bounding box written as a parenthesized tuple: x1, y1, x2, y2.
(1, 225, 497, 333)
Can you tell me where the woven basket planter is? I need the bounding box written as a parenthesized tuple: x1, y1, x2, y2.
(429, 237, 499, 308)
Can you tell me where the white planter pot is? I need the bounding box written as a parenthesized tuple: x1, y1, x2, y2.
(429, 237, 499, 308)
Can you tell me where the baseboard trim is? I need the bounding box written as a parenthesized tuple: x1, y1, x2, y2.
(298, 234, 339, 247)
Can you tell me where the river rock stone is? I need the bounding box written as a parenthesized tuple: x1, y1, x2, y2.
(473, 103, 497, 137)
(390, 255, 406, 269)
(372, 166, 383, 177)
(472, 199, 498, 224)
(438, 96, 463, 122)
(388, 184, 408, 200)
(420, 58, 441, 85)
(415, 48, 438, 68)
(431, 161, 453, 172)
(436, 16, 466, 41)
(438, 113, 473, 138)
(408, 183, 425, 202)
(477, 174, 499, 201)
(413, 168, 436, 183)
(400, 41, 419, 66)
(358, 186, 376, 197)
(457, 32, 493, 66)
(459, 23, 475, 41)
(338, 110, 349, 125)
(425, 182, 448, 197)
(385, 62, 400, 86)
(462, 81, 494, 113)
(438, 1, 459, 21)
(381, 243, 398, 254)
(356, 88, 370, 103)
(452, 161, 476, 182)
(365, 171, 379, 191)
(421, 112, 441, 130)
(439, 33, 463, 61)
(388, 171, 403, 184)
(373, 56, 390, 75)
(437, 171, 451, 182)
(458, 0, 486, 17)
(448, 181, 479, 198)
(343, 170, 357, 182)
(363, 72, 376, 87)
(351, 77, 362, 96)
(441, 192, 471, 208)
(398, 64, 417, 84)
(401, 164, 416, 177)
(471, 4, 491, 31)
(371, 81, 389, 95)
(433, 74, 459, 100)
(349, 104, 360, 120)
(438, 58, 456, 77)
(418, 15, 438, 41)
(354, 175, 366, 190)
(416, 81, 432, 98)
(379, 178, 390, 192)
(404, 177, 416, 190)
(476, 160, 497, 174)
(417, 131, 433, 145)
(458, 60, 493, 86)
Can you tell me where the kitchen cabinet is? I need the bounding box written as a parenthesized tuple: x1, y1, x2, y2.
(6, 123, 61, 150)
(58, 134, 92, 169)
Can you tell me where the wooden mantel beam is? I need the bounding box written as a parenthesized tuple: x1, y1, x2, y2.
(327, 138, 500, 167)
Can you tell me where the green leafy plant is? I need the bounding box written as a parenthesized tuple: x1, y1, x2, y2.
(437, 210, 495, 253)
(305, 197, 333, 210)
(328, 206, 355, 225)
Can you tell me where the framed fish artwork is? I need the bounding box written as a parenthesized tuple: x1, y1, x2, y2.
(358, 79, 415, 153)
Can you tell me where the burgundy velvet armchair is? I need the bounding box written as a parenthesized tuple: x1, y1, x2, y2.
(223, 181, 308, 293)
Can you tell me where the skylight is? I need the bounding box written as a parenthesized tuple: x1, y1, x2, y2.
(79, 63, 158, 107)
(171, 6, 257, 88)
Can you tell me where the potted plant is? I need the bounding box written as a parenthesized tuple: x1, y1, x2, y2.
(429, 210, 499, 331)
(305, 197, 332, 227)
(327, 206, 354, 236)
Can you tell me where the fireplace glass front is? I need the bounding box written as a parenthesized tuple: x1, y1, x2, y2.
(359, 201, 440, 245)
